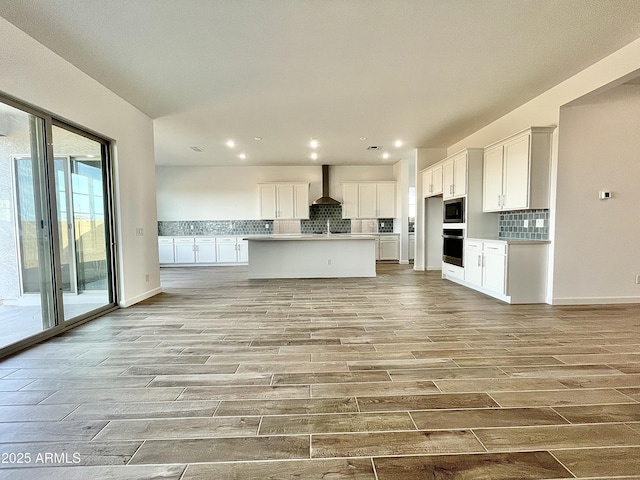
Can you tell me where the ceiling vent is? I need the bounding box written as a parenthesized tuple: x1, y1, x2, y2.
(366, 145, 382, 150)
(189, 146, 205, 152)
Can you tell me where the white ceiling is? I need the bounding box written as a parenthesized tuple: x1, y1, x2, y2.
(2, 0, 640, 167)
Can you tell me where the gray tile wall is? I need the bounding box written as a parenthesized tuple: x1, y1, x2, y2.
(159, 205, 394, 236)
(498, 209, 549, 240)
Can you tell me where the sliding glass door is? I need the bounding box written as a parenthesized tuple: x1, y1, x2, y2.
(0, 97, 116, 352)
(0, 102, 57, 349)
(52, 125, 114, 322)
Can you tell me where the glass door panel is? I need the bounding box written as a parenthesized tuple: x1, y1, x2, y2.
(0, 102, 57, 349)
(52, 125, 113, 321)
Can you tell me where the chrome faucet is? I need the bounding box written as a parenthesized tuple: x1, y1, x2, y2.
(326, 219, 331, 235)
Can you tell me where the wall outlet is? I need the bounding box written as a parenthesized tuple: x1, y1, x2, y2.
(535, 219, 544, 228)
(135, 227, 144, 236)
(145, 274, 150, 283)
(636, 274, 640, 285)
(327, 259, 332, 265)
(523, 220, 529, 228)
(265, 223, 270, 229)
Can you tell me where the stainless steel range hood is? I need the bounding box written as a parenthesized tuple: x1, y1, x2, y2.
(313, 164, 341, 205)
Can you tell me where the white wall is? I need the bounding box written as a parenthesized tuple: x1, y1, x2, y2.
(553, 84, 640, 303)
(156, 164, 395, 220)
(0, 17, 159, 307)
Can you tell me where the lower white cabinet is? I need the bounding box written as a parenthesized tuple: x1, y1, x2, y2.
(158, 236, 249, 265)
(460, 238, 548, 304)
(374, 234, 400, 261)
(409, 233, 415, 261)
(195, 238, 216, 263)
(158, 237, 175, 264)
(174, 237, 196, 263)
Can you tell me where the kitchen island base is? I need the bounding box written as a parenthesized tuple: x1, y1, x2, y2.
(246, 235, 376, 279)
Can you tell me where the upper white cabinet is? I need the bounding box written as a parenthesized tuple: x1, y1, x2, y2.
(422, 164, 443, 198)
(483, 127, 555, 212)
(443, 151, 467, 199)
(341, 182, 396, 219)
(259, 183, 309, 219)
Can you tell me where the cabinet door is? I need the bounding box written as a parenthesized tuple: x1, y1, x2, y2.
(293, 184, 309, 219)
(483, 145, 504, 212)
(442, 160, 455, 199)
(409, 235, 415, 261)
(358, 183, 377, 218)
(342, 183, 358, 219)
(237, 240, 248, 262)
(158, 240, 175, 264)
(276, 184, 295, 219)
(422, 169, 433, 198)
(259, 184, 277, 219)
(432, 164, 443, 196)
(452, 153, 467, 197)
(376, 183, 396, 218)
(195, 242, 216, 263)
(502, 133, 531, 210)
(483, 249, 506, 294)
(216, 239, 238, 263)
(379, 238, 399, 260)
(174, 240, 195, 263)
(464, 248, 483, 287)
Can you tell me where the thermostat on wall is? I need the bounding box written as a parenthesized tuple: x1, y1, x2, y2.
(599, 191, 612, 200)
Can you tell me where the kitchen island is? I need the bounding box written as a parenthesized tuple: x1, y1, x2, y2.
(245, 234, 376, 279)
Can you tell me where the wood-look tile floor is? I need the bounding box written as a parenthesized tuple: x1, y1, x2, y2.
(1, 264, 639, 479)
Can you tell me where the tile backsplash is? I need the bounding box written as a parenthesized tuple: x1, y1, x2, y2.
(158, 204, 394, 236)
(499, 209, 549, 240)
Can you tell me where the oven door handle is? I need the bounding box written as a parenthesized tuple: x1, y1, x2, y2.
(442, 234, 464, 239)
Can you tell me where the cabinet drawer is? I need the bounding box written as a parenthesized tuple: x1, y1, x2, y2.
(442, 262, 465, 280)
(216, 237, 237, 244)
(174, 237, 195, 244)
(195, 237, 215, 244)
(483, 242, 506, 255)
(158, 237, 173, 245)
(465, 240, 482, 251)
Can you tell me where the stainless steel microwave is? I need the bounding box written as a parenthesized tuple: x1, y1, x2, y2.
(443, 198, 464, 223)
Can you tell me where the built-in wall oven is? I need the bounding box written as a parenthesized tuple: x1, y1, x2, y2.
(442, 228, 464, 267)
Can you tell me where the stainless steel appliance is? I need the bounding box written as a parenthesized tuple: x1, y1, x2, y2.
(442, 228, 464, 267)
(443, 197, 464, 223)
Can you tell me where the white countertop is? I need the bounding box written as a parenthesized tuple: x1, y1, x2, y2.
(245, 234, 376, 241)
(467, 236, 551, 245)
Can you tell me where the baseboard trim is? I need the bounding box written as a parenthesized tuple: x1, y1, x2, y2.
(119, 286, 163, 308)
(552, 296, 640, 305)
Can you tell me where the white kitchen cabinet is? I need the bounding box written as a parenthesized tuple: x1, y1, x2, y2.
(378, 234, 400, 261)
(422, 164, 443, 198)
(341, 182, 396, 219)
(456, 238, 548, 304)
(158, 237, 175, 264)
(443, 151, 467, 199)
(216, 237, 238, 263)
(195, 237, 216, 263)
(237, 238, 248, 262)
(482, 242, 507, 295)
(357, 183, 378, 218)
(174, 237, 196, 263)
(483, 126, 555, 212)
(259, 183, 309, 219)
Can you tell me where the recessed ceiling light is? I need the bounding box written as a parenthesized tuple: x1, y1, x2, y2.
(226, 140, 236, 148)
(239, 153, 246, 160)
(310, 139, 319, 149)
(394, 140, 403, 148)
(359, 137, 367, 141)
(383, 153, 390, 159)
(310, 152, 318, 160)
(254, 137, 262, 141)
